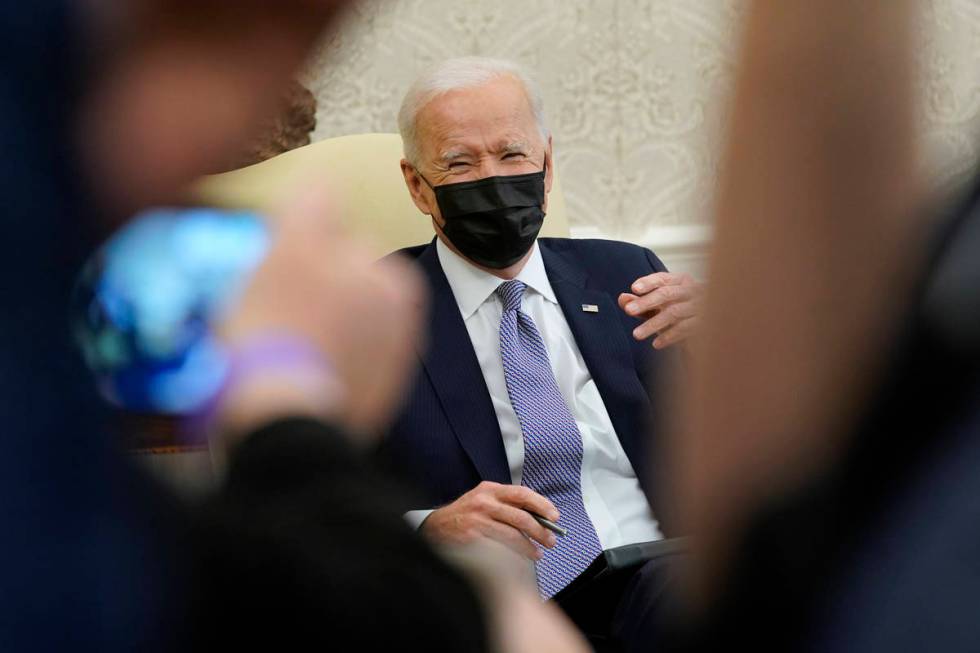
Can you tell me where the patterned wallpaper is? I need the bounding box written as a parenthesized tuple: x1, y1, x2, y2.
(305, 0, 980, 246)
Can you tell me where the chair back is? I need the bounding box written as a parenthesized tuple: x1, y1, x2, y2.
(193, 132, 570, 253)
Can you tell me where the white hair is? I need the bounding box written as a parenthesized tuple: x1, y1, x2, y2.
(397, 56, 550, 166)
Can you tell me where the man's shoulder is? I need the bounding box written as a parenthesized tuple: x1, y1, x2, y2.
(539, 236, 650, 257)
(538, 237, 665, 273)
(382, 242, 431, 264)
(380, 237, 667, 278)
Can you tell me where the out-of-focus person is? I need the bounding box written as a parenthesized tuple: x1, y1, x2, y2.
(1, 2, 587, 651)
(379, 56, 701, 651)
(657, 1, 980, 651)
(115, 78, 318, 453)
(230, 79, 318, 169)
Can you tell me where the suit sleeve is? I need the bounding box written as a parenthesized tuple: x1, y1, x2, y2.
(187, 417, 490, 652)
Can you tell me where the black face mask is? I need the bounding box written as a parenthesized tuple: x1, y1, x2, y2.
(420, 164, 547, 269)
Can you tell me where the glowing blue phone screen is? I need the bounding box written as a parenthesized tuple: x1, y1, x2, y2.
(73, 207, 270, 414)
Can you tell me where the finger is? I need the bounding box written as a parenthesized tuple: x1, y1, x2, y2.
(631, 301, 699, 340)
(632, 317, 659, 342)
(490, 503, 558, 548)
(630, 272, 684, 294)
(624, 284, 694, 316)
(498, 485, 559, 522)
(653, 316, 698, 349)
(269, 179, 347, 239)
(374, 256, 429, 315)
(617, 292, 638, 311)
(480, 521, 542, 561)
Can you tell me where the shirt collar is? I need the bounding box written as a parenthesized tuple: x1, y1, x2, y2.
(436, 238, 558, 320)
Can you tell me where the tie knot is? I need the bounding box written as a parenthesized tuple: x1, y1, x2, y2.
(496, 280, 526, 312)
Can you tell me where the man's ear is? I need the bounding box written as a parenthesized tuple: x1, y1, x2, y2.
(542, 136, 554, 214)
(401, 159, 434, 216)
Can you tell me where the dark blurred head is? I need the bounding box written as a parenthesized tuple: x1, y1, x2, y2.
(230, 80, 317, 169)
(78, 0, 351, 219)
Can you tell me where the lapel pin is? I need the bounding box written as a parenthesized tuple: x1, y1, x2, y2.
(581, 304, 599, 313)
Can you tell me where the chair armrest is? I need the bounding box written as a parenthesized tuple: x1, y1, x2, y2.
(603, 537, 689, 571)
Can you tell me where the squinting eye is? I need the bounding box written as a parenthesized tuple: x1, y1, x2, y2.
(503, 152, 525, 160)
(448, 161, 470, 169)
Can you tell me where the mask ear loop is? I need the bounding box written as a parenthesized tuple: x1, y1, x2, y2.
(539, 159, 548, 212)
(414, 168, 445, 226)
(414, 167, 435, 190)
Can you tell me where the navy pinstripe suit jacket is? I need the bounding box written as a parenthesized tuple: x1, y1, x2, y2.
(379, 237, 678, 531)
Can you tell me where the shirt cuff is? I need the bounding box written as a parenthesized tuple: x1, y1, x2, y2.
(404, 509, 435, 531)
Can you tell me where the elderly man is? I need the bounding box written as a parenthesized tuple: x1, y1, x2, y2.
(381, 57, 700, 650)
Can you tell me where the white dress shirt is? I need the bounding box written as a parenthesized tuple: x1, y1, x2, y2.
(406, 238, 662, 549)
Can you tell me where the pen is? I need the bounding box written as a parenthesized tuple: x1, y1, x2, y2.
(530, 512, 568, 538)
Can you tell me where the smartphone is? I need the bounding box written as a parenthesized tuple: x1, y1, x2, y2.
(73, 207, 270, 414)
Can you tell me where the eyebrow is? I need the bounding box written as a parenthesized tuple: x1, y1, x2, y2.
(439, 148, 471, 163)
(437, 140, 531, 164)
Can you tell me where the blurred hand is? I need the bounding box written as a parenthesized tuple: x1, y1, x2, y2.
(498, 591, 591, 653)
(216, 187, 426, 444)
(423, 482, 560, 561)
(442, 541, 590, 653)
(619, 272, 702, 349)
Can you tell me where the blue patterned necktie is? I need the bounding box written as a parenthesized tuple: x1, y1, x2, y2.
(495, 280, 603, 599)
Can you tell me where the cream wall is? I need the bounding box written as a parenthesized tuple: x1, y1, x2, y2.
(305, 0, 980, 277)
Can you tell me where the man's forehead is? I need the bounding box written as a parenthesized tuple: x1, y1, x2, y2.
(416, 78, 539, 153)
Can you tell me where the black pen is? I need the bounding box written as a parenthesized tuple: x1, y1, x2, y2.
(530, 512, 568, 537)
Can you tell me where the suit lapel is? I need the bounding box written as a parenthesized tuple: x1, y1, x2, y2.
(415, 242, 512, 485)
(540, 242, 651, 466)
